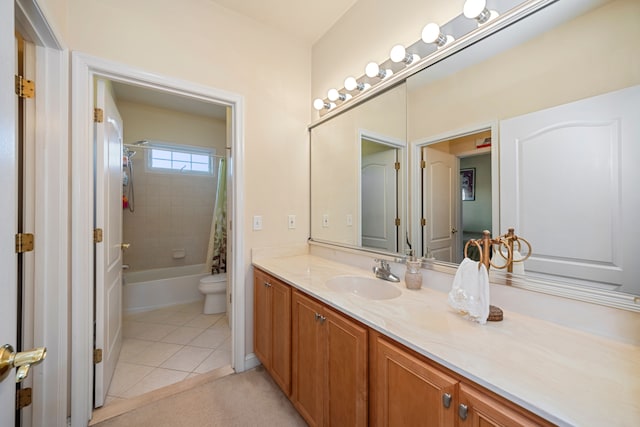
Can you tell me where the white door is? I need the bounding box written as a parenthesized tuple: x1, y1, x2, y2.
(94, 79, 124, 407)
(361, 148, 397, 252)
(422, 146, 457, 261)
(500, 85, 640, 291)
(0, 1, 18, 423)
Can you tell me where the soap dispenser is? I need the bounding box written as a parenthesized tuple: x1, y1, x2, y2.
(404, 250, 423, 290)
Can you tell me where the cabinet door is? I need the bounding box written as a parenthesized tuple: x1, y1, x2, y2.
(292, 291, 324, 426)
(324, 307, 368, 427)
(270, 278, 291, 395)
(371, 334, 457, 427)
(253, 269, 271, 368)
(458, 383, 551, 427)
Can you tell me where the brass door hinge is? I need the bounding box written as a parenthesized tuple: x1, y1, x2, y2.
(15, 75, 35, 99)
(420, 160, 426, 169)
(16, 388, 32, 410)
(421, 218, 427, 227)
(395, 218, 401, 226)
(94, 349, 103, 364)
(94, 108, 104, 123)
(16, 233, 34, 253)
(394, 161, 400, 170)
(94, 228, 103, 243)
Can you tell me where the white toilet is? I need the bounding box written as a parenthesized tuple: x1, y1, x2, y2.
(198, 273, 227, 314)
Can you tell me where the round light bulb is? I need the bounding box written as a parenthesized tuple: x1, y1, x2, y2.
(390, 45, 407, 63)
(365, 62, 380, 78)
(463, 0, 487, 19)
(421, 23, 441, 44)
(344, 76, 358, 91)
(327, 88, 340, 102)
(313, 98, 326, 111)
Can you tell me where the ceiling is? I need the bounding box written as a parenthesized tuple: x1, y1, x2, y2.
(209, 0, 358, 44)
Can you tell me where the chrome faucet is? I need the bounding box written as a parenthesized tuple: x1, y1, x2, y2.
(373, 259, 400, 282)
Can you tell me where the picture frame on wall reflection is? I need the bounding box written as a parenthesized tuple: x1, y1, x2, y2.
(461, 168, 475, 201)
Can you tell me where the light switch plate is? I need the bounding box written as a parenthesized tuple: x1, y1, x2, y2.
(288, 215, 296, 229)
(253, 215, 263, 230)
(322, 214, 329, 228)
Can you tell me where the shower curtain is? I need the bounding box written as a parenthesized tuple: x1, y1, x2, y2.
(206, 157, 227, 274)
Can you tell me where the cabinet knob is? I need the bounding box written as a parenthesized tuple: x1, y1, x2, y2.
(442, 393, 452, 408)
(458, 403, 468, 421)
(264, 281, 272, 288)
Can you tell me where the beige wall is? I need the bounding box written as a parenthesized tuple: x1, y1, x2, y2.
(41, 0, 312, 358)
(311, 0, 460, 117)
(118, 100, 225, 272)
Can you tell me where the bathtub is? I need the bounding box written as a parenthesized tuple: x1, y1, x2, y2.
(123, 264, 208, 314)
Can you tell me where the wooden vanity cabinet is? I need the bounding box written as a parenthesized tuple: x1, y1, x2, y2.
(253, 268, 291, 395)
(370, 331, 553, 427)
(370, 331, 458, 426)
(291, 290, 368, 427)
(458, 383, 552, 427)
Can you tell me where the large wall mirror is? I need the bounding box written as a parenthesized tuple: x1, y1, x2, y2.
(310, 83, 407, 252)
(310, 0, 640, 306)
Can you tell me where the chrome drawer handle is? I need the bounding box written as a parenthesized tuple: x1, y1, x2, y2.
(442, 393, 452, 408)
(458, 403, 468, 420)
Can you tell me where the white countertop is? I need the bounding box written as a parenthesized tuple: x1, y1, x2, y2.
(252, 253, 640, 427)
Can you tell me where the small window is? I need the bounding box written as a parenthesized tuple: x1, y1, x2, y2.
(146, 144, 214, 176)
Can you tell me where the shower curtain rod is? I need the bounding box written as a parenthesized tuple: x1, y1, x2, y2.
(123, 143, 226, 159)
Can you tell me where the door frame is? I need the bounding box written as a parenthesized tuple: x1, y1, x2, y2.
(70, 53, 246, 426)
(357, 129, 407, 251)
(13, 1, 69, 426)
(410, 121, 499, 259)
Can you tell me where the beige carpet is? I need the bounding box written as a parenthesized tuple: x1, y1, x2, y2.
(92, 366, 306, 427)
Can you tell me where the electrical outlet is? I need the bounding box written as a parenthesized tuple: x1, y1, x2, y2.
(288, 214, 296, 229)
(253, 215, 263, 230)
(346, 214, 353, 227)
(322, 214, 329, 228)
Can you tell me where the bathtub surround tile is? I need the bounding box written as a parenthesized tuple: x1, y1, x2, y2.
(160, 346, 214, 372)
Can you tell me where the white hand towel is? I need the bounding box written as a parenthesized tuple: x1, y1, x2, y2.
(448, 258, 490, 324)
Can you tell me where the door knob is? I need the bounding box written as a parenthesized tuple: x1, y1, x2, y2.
(121, 243, 131, 250)
(0, 344, 46, 383)
(451, 227, 458, 234)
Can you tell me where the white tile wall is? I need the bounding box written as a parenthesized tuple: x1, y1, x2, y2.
(123, 157, 217, 271)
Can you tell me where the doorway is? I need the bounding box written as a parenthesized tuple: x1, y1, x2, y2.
(418, 126, 497, 261)
(94, 78, 233, 408)
(71, 53, 247, 426)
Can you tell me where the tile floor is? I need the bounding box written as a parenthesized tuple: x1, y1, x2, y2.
(104, 301, 231, 406)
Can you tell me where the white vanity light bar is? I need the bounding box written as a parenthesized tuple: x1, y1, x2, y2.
(310, 0, 557, 124)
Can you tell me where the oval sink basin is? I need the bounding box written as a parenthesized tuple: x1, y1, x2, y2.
(325, 275, 401, 300)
